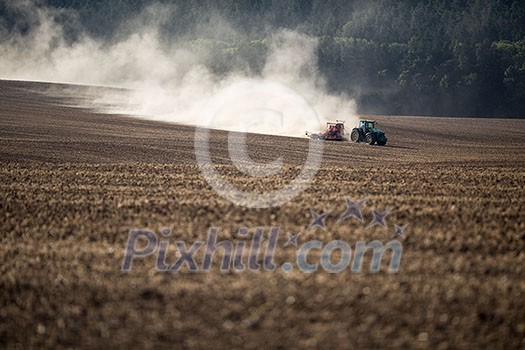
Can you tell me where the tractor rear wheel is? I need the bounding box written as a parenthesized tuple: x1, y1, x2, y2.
(350, 129, 360, 142)
(365, 133, 376, 145)
(377, 140, 386, 146)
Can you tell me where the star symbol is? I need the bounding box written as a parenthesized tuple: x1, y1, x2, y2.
(283, 232, 300, 247)
(367, 208, 392, 229)
(306, 209, 330, 231)
(337, 197, 368, 223)
(392, 224, 408, 238)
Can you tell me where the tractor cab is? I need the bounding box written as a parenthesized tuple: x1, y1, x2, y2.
(359, 120, 376, 133)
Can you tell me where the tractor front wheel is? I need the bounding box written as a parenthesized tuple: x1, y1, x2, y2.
(365, 133, 376, 145)
(350, 129, 360, 142)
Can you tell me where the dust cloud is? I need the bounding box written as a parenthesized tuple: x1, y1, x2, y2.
(0, 1, 358, 136)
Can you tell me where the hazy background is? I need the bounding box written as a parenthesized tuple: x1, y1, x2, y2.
(0, 1, 360, 136)
(1, 0, 524, 125)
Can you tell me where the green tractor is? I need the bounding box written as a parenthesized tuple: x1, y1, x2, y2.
(350, 120, 388, 146)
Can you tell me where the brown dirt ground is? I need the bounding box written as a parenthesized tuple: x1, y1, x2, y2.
(1, 79, 524, 349)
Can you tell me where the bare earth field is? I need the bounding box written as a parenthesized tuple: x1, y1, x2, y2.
(1, 79, 524, 349)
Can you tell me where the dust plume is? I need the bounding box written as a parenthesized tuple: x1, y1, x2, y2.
(0, 1, 358, 136)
